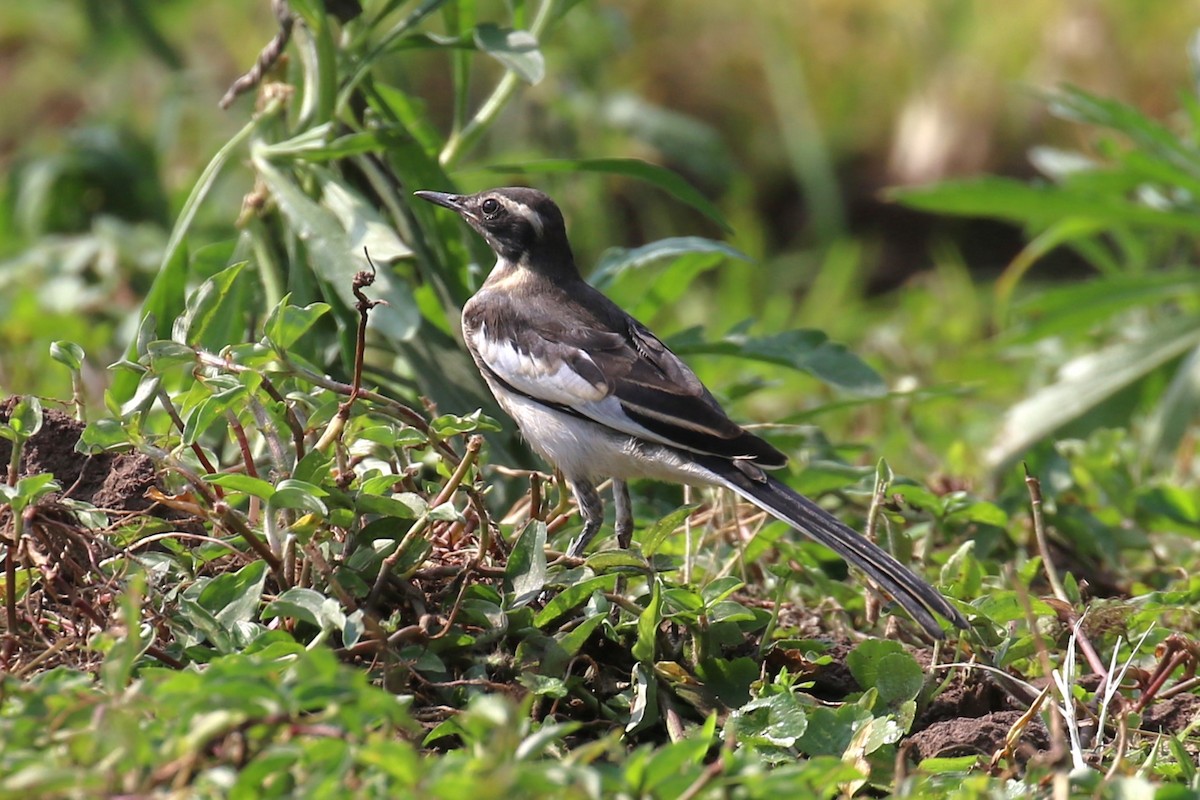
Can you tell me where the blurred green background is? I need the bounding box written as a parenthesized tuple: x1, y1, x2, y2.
(3, 0, 1199, 480)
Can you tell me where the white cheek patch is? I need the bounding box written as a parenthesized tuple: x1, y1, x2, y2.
(495, 195, 544, 238)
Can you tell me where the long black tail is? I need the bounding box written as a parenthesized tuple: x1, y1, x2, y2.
(701, 458, 968, 638)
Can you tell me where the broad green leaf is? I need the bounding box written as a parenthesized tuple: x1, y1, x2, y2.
(593, 237, 749, 284)
(171, 262, 250, 348)
(1004, 273, 1200, 345)
(1047, 85, 1200, 179)
(77, 418, 132, 453)
(263, 299, 332, 351)
(474, 24, 544, 84)
(584, 551, 650, 572)
(321, 177, 413, 262)
(145, 340, 198, 370)
(1141, 343, 1200, 470)
(356, 492, 426, 519)
(633, 580, 663, 664)
(795, 703, 872, 757)
(196, 561, 269, 627)
(845, 639, 906, 693)
(205, 473, 277, 499)
(3, 396, 43, 440)
(507, 520, 548, 607)
(695, 657, 757, 708)
(639, 505, 699, 556)
(736, 690, 810, 747)
(872, 652, 924, 707)
(987, 314, 1200, 471)
(0, 473, 61, 513)
(49, 341, 84, 371)
(263, 587, 348, 632)
(251, 152, 420, 344)
(534, 574, 617, 627)
(670, 327, 886, 396)
(554, 612, 606, 658)
(269, 480, 329, 516)
(891, 176, 1200, 234)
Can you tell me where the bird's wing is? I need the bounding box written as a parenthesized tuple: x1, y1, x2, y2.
(469, 303, 786, 467)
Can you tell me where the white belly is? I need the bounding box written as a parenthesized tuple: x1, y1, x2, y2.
(496, 390, 720, 487)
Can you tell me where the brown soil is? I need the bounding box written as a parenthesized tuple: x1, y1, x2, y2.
(0, 399, 181, 674)
(0, 399, 158, 512)
(907, 710, 1051, 762)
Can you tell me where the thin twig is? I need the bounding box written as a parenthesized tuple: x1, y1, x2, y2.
(219, 0, 294, 109)
(314, 260, 383, 452)
(1024, 464, 1068, 603)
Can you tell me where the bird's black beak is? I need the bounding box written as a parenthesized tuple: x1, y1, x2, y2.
(414, 190, 466, 214)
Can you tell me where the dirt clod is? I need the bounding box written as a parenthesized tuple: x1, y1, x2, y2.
(0, 399, 157, 512)
(906, 710, 1050, 762)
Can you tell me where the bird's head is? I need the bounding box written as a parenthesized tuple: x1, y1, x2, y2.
(415, 186, 575, 275)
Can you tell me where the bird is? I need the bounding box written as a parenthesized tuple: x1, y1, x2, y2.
(415, 186, 968, 638)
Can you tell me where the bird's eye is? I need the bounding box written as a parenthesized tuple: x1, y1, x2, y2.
(481, 198, 500, 216)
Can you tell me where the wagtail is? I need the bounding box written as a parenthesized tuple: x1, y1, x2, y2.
(415, 186, 967, 638)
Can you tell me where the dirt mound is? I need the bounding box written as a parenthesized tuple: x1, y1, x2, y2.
(0, 398, 157, 511)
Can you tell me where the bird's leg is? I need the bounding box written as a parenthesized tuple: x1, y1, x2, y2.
(613, 479, 633, 549)
(566, 478, 604, 557)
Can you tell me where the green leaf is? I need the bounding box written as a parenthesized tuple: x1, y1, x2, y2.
(0, 473, 61, 514)
(506, 520, 548, 607)
(736, 690, 810, 746)
(1004, 273, 1200, 345)
(795, 704, 872, 757)
(695, 657, 757, 708)
(145, 340, 198, 370)
(987, 313, 1200, 471)
(2, 396, 43, 441)
(845, 639, 907, 693)
(205, 473, 277, 500)
(872, 652, 925, 707)
(49, 341, 85, 371)
(591, 237, 750, 289)
(484, 158, 732, 233)
(554, 612, 606, 658)
(171, 262, 250, 348)
(1141, 343, 1200, 470)
(534, 574, 617, 627)
(321, 176, 414, 263)
(77, 418, 132, 453)
(114, 110, 271, 402)
(891, 176, 1200, 234)
(263, 587, 348, 632)
(197, 561, 269, 627)
(633, 580, 663, 664)
(626, 662, 660, 735)
(474, 24, 544, 84)
(263, 299, 332, 351)
(251, 153, 420, 344)
(269, 480, 329, 516)
(430, 410, 502, 435)
(640, 504, 699, 557)
(584, 550, 650, 573)
(670, 327, 886, 396)
(356, 492, 426, 519)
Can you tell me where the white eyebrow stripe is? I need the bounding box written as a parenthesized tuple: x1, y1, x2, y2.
(495, 195, 544, 238)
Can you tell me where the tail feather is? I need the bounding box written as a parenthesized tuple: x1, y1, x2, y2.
(702, 458, 968, 638)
